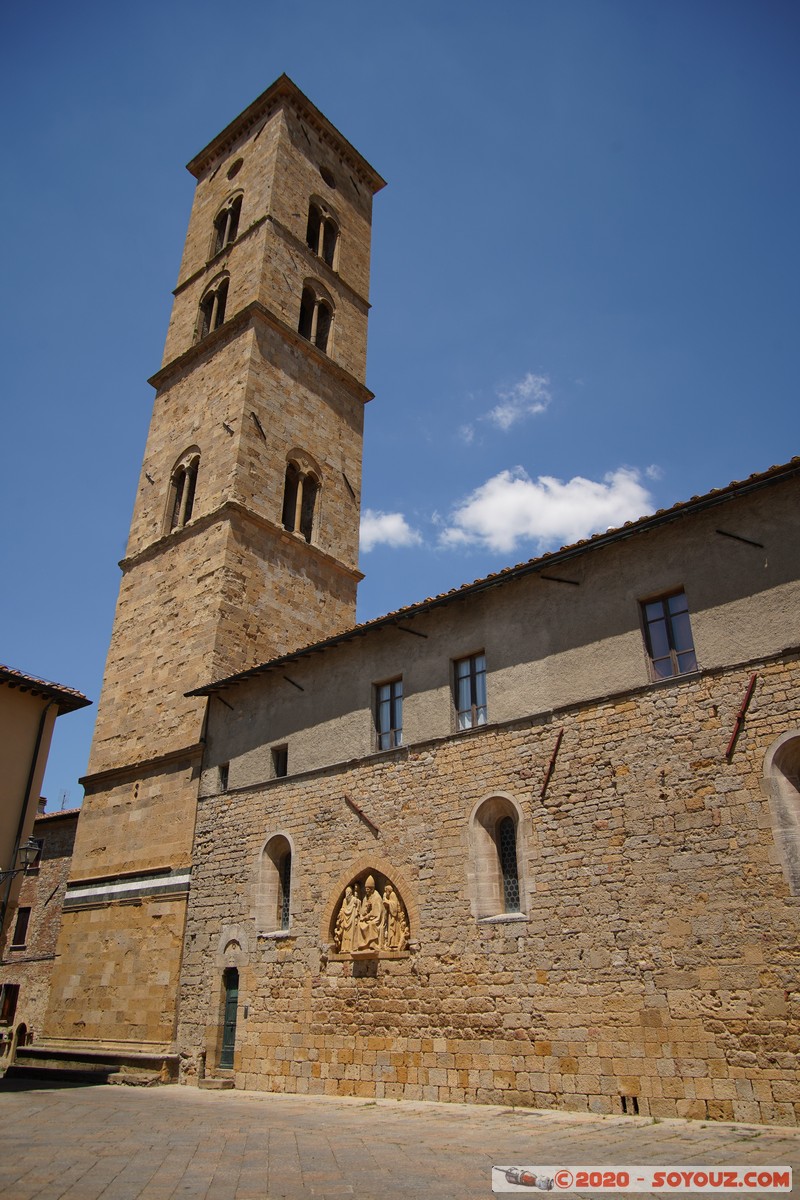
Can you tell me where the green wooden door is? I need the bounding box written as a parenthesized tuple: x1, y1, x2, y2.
(220, 968, 239, 1069)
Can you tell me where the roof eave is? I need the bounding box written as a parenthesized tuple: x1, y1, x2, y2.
(187, 455, 800, 699)
(186, 74, 386, 194)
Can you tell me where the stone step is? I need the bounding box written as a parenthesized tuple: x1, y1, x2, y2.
(11, 1044, 179, 1085)
(199, 1077, 235, 1090)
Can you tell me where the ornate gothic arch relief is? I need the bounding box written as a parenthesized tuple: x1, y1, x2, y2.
(326, 866, 412, 958)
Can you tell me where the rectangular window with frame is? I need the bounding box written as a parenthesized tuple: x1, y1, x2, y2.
(11, 907, 31, 948)
(272, 745, 288, 778)
(454, 652, 487, 730)
(642, 590, 698, 679)
(375, 678, 403, 750)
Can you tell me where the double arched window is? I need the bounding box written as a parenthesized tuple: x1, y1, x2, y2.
(166, 448, 200, 532)
(306, 199, 339, 268)
(196, 276, 229, 342)
(256, 835, 292, 934)
(212, 194, 242, 257)
(298, 283, 333, 354)
(282, 458, 320, 544)
(469, 796, 523, 919)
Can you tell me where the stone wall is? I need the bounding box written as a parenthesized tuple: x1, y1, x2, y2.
(46, 893, 188, 1048)
(178, 652, 800, 1125)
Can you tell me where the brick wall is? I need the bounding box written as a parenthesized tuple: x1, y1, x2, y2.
(0, 811, 78, 1041)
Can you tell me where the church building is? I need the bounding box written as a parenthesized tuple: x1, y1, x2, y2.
(41, 77, 799, 1125)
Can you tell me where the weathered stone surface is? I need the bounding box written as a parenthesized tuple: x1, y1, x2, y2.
(178, 647, 800, 1125)
(43, 77, 382, 1050)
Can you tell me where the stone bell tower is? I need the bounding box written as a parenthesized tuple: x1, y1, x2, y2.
(44, 77, 385, 1051)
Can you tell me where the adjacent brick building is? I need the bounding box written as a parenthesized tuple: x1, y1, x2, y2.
(39, 76, 799, 1124)
(0, 807, 80, 1052)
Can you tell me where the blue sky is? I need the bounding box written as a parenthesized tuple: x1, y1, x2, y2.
(2, 0, 798, 809)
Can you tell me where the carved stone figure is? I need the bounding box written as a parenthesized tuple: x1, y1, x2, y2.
(333, 873, 410, 953)
(334, 885, 360, 952)
(355, 875, 384, 951)
(382, 884, 407, 950)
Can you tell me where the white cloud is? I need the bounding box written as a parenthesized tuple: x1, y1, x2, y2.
(439, 467, 653, 555)
(485, 372, 551, 431)
(360, 509, 422, 553)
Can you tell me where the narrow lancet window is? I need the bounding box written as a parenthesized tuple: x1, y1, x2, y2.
(197, 278, 229, 341)
(212, 194, 242, 256)
(306, 200, 339, 268)
(167, 450, 200, 532)
(282, 459, 319, 544)
(298, 283, 333, 354)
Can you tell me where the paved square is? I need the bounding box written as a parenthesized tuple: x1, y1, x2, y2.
(0, 1081, 797, 1200)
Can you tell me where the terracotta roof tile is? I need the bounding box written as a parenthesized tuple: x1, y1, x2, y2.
(0, 665, 91, 712)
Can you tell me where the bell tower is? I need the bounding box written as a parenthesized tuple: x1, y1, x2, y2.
(44, 77, 385, 1050)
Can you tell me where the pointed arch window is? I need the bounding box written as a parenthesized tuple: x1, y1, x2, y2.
(196, 277, 229, 342)
(167, 449, 200, 532)
(282, 460, 319, 543)
(469, 796, 524, 920)
(298, 284, 333, 354)
(306, 200, 339, 268)
(256, 835, 292, 934)
(212, 194, 242, 257)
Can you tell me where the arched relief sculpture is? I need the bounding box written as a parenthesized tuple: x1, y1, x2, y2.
(332, 871, 409, 955)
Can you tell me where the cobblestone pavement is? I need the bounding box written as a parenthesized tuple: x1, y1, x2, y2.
(0, 1081, 797, 1200)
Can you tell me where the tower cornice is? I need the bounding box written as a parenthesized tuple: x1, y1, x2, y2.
(186, 74, 386, 196)
(148, 300, 375, 405)
(171, 214, 371, 314)
(119, 499, 364, 585)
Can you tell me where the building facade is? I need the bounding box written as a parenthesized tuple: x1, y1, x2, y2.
(178, 462, 800, 1125)
(0, 806, 79, 1055)
(0, 666, 89, 955)
(38, 78, 799, 1125)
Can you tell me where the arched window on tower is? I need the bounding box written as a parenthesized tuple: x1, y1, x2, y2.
(256, 835, 292, 934)
(305, 199, 339, 268)
(196, 277, 229, 342)
(469, 796, 524, 920)
(298, 283, 333, 354)
(281, 459, 320, 543)
(166, 448, 200, 532)
(212, 193, 243, 257)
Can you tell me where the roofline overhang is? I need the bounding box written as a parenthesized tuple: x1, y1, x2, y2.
(186, 73, 386, 195)
(187, 456, 800, 699)
(0, 667, 91, 714)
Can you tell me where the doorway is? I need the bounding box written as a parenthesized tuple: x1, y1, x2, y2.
(219, 967, 239, 1069)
